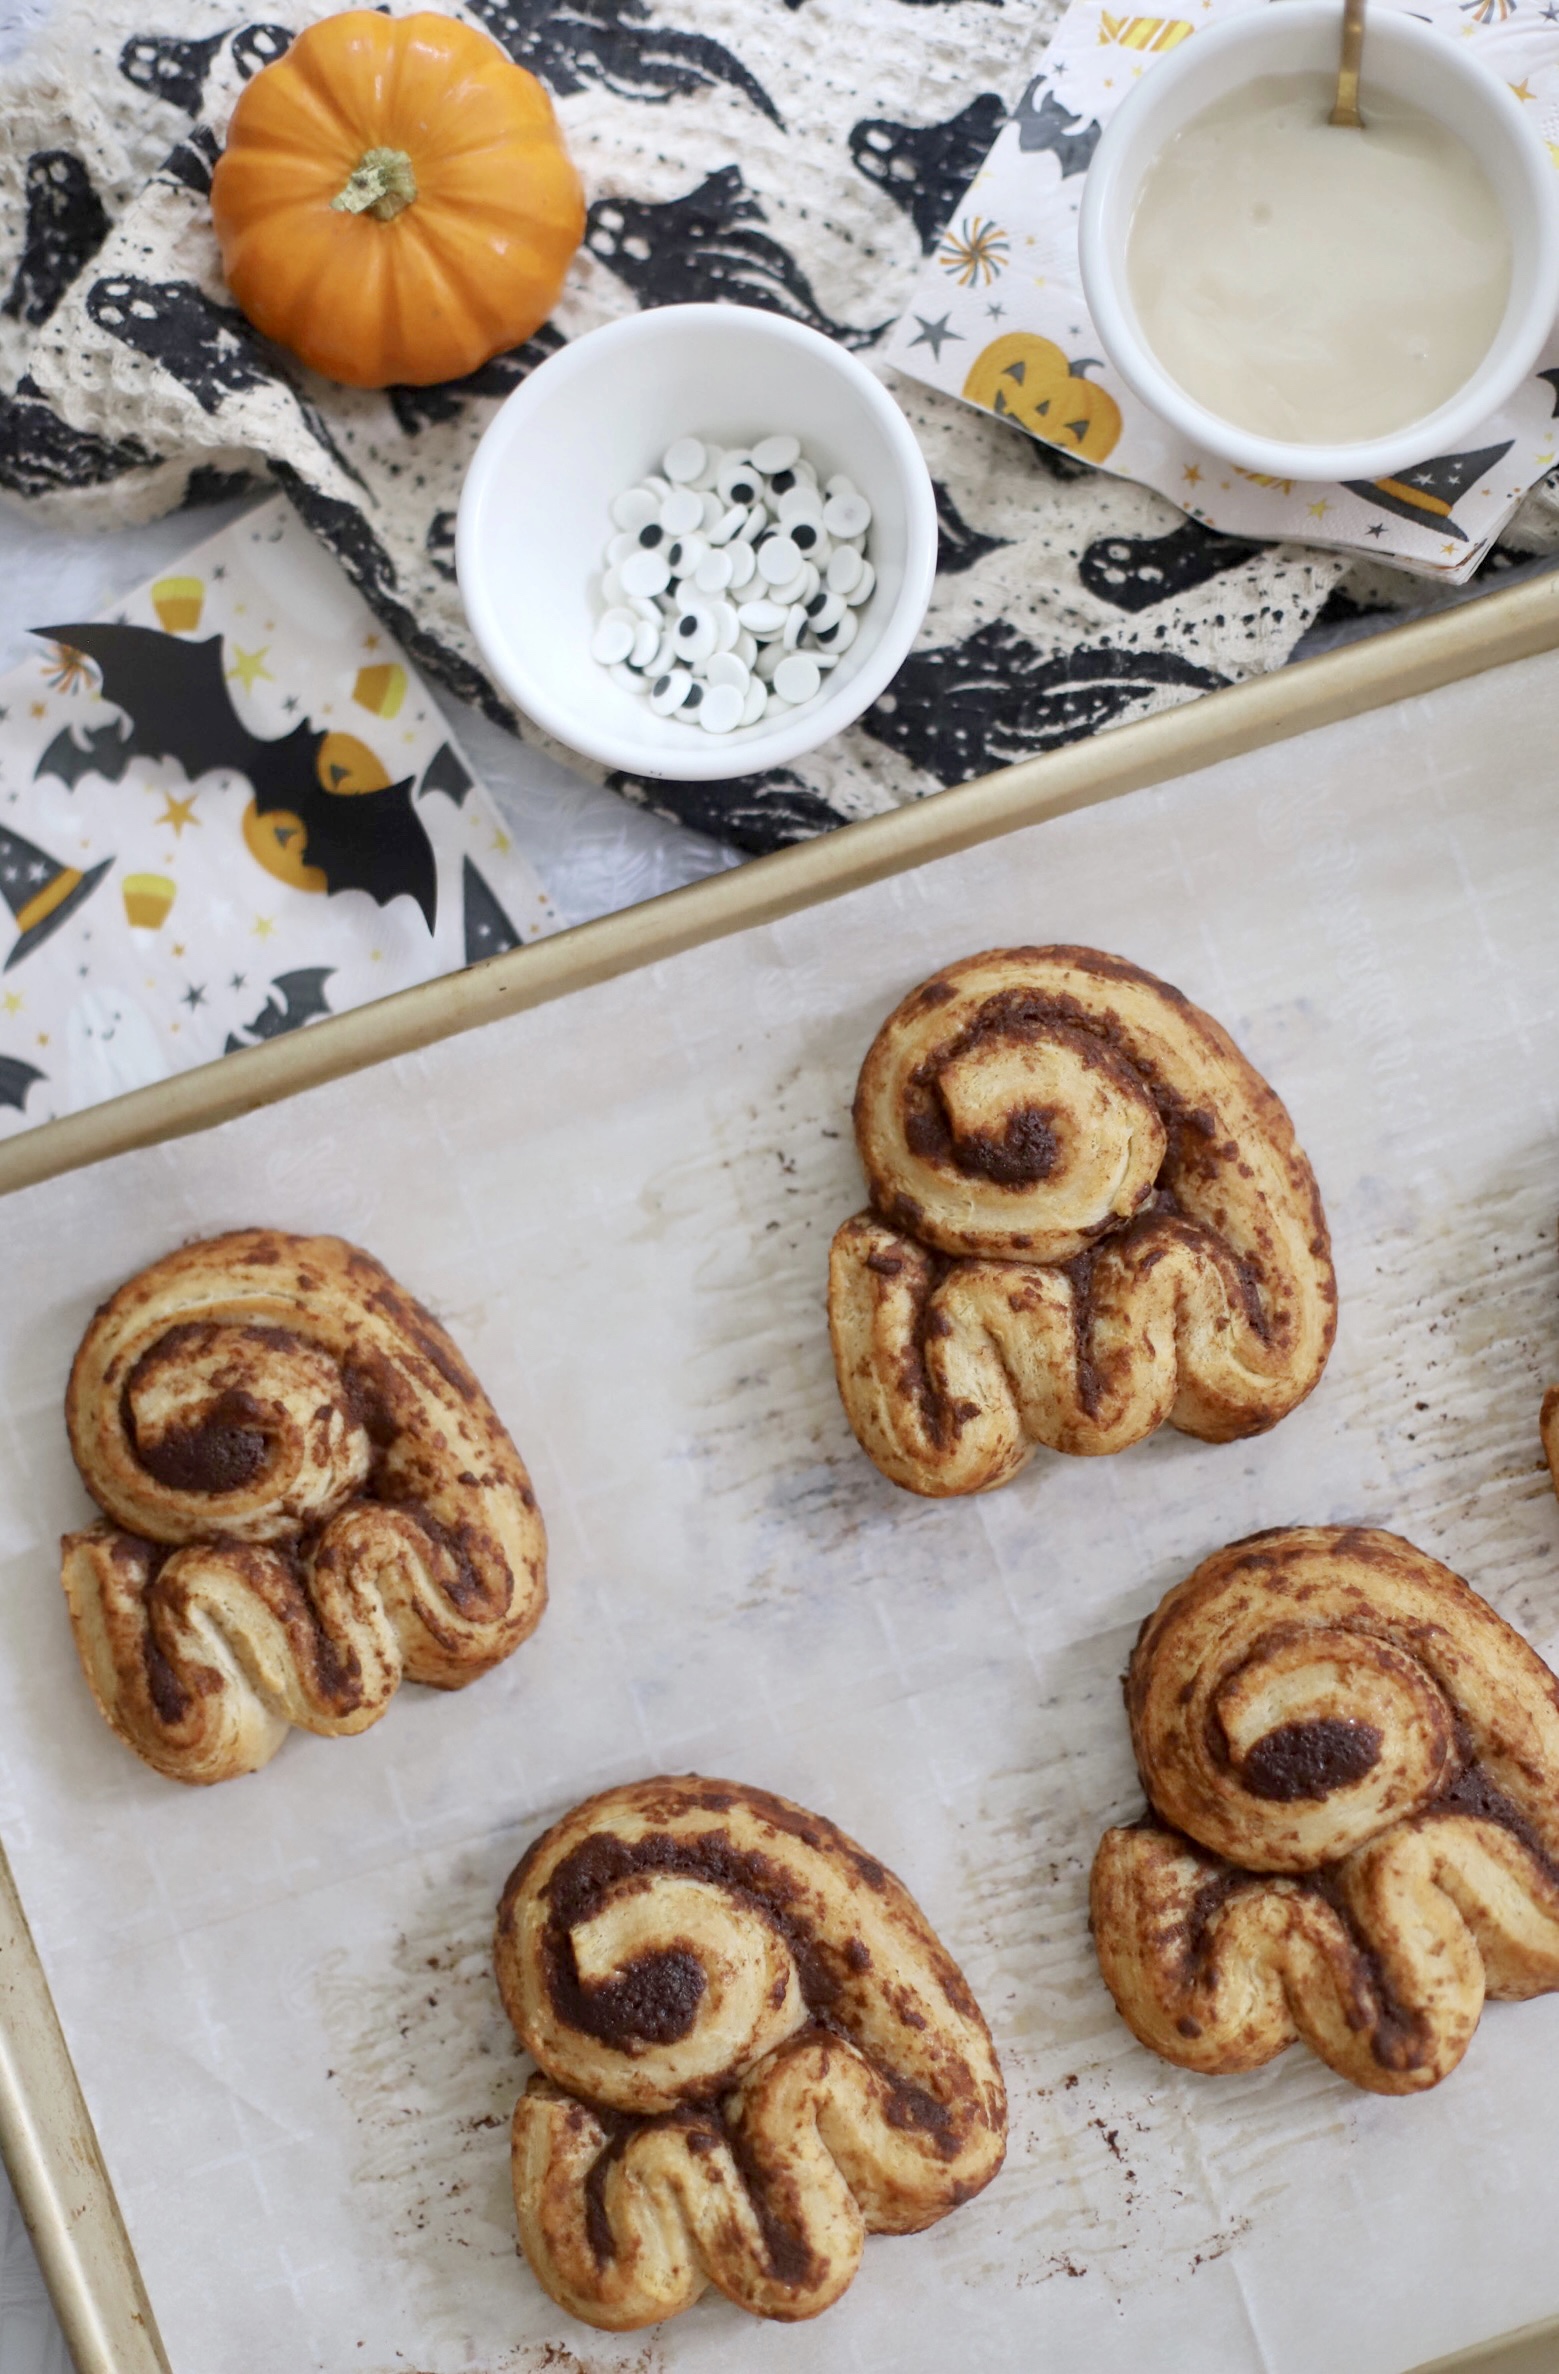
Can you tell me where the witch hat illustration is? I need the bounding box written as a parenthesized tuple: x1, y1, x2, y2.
(463, 857, 522, 963)
(1343, 442, 1513, 544)
(0, 822, 112, 971)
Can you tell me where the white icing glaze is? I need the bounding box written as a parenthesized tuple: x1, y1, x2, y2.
(1127, 73, 1511, 443)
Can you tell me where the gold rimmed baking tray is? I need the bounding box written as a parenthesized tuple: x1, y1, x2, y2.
(2, 568, 1558, 2374)
(3, 565, 1557, 1204)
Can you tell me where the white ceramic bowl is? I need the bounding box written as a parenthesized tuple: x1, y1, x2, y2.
(1077, 3, 1559, 482)
(456, 305, 937, 781)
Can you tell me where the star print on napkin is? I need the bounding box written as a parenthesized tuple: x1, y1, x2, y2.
(886, 0, 1559, 584)
(0, 497, 557, 1138)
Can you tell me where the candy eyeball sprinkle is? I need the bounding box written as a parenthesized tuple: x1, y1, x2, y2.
(659, 487, 703, 536)
(619, 549, 671, 599)
(717, 452, 763, 506)
(590, 432, 879, 736)
(663, 436, 706, 484)
(826, 544, 862, 596)
(611, 485, 659, 534)
(591, 608, 637, 666)
(823, 490, 872, 540)
(751, 433, 801, 474)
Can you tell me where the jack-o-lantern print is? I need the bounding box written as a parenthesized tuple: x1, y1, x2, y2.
(241, 732, 393, 896)
(963, 332, 1123, 463)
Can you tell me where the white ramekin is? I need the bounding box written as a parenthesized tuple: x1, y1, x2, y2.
(456, 305, 938, 783)
(1077, 3, 1559, 483)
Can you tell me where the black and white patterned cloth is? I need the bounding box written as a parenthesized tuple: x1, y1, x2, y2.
(3, 0, 1556, 854)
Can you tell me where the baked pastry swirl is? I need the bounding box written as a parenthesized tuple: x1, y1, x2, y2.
(827, 947, 1335, 1496)
(1091, 1527, 1559, 2093)
(61, 1229, 546, 1784)
(495, 1777, 1006, 2328)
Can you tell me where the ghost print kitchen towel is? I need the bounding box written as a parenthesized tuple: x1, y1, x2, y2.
(2, 0, 1556, 856)
(0, 497, 556, 1137)
(886, 0, 1559, 584)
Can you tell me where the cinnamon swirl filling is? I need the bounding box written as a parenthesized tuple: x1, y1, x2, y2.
(494, 1777, 1006, 2328)
(827, 946, 1336, 1496)
(1091, 1527, 1559, 2093)
(60, 1228, 546, 1783)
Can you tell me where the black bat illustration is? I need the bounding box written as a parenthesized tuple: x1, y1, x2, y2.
(2, 150, 109, 329)
(1342, 442, 1513, 543)
(1540, 367, 1559, 416)
(0, 1055, 46, 1114)
(860, 619, 1225, 784)
(33, 623, 438, 929)
(420, 741, 475, 807)
(849, 95, 1006, 255)
(1014, 82, 1101, 178)
(586, 168, 890, 349)
(933, 479, 1011, 577)
(467, 0, 781, 124)
(31, 716, 139, 790)
(1080, 520, 1261, 613)
(225, 968, 335, 1053)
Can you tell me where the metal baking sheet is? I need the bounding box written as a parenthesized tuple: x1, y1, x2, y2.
(1, 594, 1558, 2372)
(2, 569, 1555, 1205)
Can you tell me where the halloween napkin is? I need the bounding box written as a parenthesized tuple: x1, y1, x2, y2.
(3, 0, 1558, 855)
(886, 0, 1559, 585)
(0, 494, 556, 1137)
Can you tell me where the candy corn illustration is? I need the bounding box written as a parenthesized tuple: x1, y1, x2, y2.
(121, 873, 176, 931)
(151, 576, 204, 634)
(1099, 14, 1192, 49)
(353, 662, 407, 720)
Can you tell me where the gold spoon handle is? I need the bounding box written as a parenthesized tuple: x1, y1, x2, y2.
(1331, 0, 1366, 127)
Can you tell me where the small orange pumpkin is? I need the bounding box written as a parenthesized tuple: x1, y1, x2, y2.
(962, 332, 1123, 464)
(210, 12, 585, 389)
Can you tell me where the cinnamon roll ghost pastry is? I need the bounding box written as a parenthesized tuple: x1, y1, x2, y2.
(1091, 1527, 1559, 2094)
(495, 1777, 1006, 2329)
(827, 947, 1336, 1496)
(60, 1229, 546, 1784)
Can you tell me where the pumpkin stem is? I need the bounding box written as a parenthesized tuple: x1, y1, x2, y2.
(332, 147, 418, 222)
